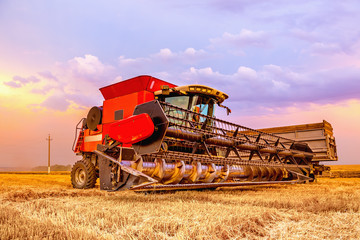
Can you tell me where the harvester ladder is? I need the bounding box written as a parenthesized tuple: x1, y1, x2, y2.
(72, 118, 86, 152)
(75, 131, 84, 152)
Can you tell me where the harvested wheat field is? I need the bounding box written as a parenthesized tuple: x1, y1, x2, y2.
(0, 173, 359, 240)
(321, 165, 360, 178)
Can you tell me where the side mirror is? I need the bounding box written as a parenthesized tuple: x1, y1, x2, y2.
(218, 103, 232, 115)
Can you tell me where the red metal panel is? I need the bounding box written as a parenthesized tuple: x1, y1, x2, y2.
(138, 90, 155, 104)
(102, 92, 138, 124)
(99, 75, 177, 100)
(108, 113, 154, 144)
(83, 141, 101, 152)
(102, 91, 155, 124)
(81, 127, 103, 152)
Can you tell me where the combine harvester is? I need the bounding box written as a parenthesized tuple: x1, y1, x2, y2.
(71, 75, 337, 191)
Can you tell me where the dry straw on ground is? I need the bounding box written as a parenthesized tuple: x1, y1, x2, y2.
(1, 168, 359, 240)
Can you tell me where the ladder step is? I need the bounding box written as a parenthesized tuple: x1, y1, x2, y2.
(75, 131, 85, 151)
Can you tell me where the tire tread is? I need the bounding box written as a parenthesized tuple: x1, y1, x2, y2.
(71, 158, 97, 189)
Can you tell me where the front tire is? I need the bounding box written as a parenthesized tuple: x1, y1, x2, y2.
(71, 159, 97, 189)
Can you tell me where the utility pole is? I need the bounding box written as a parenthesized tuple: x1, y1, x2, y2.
(46, 134, 53, 174)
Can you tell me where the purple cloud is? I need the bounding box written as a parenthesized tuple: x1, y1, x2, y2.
(210, 30, 269, 49)
(40, 95, 70, 112)
(38, 71, 58, 81)
(64, 54, 116, 86)
(4, 81, 22, 88)
(13, 76, 30, 84)
(30, 84, 55, 95)
(4, 75, 41, 88)
(117, 48, 210, 79)
(179, 64, 360, 111)
(309, 42, 344, 56)
(28, 55, 118, 111)
(211, 0, 271, 13)
(290, 28, 319, 42)
(8, 40, 360, 114)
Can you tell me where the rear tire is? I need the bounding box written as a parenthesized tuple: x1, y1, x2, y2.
(71, 159, 97, 189)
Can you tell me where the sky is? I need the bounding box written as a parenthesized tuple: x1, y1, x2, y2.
(0, 0, 359, 168)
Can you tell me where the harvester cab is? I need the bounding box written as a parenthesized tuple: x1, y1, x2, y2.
(71, 75, 332, 192)
(155, 84, 229, 124)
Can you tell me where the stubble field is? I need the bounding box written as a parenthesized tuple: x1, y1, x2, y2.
(1, 168, 359, 239)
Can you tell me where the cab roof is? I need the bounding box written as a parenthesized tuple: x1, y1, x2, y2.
(155, 84, 228, 103)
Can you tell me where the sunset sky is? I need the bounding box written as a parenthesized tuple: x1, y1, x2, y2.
(1, 1, 359, 168)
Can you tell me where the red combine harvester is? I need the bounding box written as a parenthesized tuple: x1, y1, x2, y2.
(71, 75, 335, 191)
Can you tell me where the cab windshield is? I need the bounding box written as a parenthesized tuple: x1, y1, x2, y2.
(164, 95, 215, 124)
(165, 96, 190, 110)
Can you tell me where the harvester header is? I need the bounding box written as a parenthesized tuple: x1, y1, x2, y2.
(71, 75, 337, 191)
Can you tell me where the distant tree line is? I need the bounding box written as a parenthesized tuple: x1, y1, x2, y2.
(32, 164, 72, 171)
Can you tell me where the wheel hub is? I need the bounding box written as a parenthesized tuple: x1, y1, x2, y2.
(75, 168, 86, 185)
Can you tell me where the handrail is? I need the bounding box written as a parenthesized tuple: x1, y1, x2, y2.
(72, 118, 86, 152)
